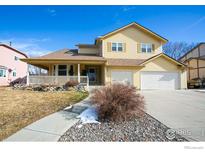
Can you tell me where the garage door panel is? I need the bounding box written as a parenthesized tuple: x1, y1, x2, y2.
(111, 71, 133, 85)
(141, 72, 179, 90)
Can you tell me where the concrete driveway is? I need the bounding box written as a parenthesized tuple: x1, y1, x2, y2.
(140, 90, 205, 141)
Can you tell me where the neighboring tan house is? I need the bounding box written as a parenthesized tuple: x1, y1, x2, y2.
(0, 44, 28, 86)
(179, 42, 205, 88)
(21, 22, 187, 90)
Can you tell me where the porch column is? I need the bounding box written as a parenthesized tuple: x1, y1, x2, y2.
(26, 64, 29, 86)
(55, 64, 58, 76)
(78, 64, 80, 83)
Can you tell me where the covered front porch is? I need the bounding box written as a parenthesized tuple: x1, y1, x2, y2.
(26, 61, 105, 87)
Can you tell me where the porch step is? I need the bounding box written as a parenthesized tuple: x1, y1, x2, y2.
(88, 86, 103, 92)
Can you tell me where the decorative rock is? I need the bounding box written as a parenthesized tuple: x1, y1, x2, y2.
(59, 113, 188, 142)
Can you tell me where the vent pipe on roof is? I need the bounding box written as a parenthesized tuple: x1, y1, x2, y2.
(9, 41, 12, 46)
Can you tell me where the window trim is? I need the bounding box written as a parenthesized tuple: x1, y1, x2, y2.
(141, 43, 153, 53)
(0, 68, 6, 77)
(111, 42, 123, 52)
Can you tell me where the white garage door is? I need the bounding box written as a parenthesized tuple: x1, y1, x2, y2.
(141, 72, 180, 90)
(111, 71, 133, 85)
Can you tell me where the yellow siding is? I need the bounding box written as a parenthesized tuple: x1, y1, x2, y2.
(105, 56, 187, 89)
(181, 69, 187, 89)
(102, 26, 163, 59)
(140, 56, 180, 71)
(78, 47, 99, 54)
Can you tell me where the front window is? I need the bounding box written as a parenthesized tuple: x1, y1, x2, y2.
(141, 43, 152, 53)
(112, 43, 123, 52)
(0, 69, 6, 77)
(58, 65, 67, 76)
(14, 56, 19, 61)
(13, 71, 16, 77)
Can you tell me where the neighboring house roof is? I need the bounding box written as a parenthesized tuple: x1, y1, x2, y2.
(21, 48, 106, 62)
(178, 42, 205, 61)
(106, 59, 146, 67)
(0, 44, 28, 58)
(139, 53, 186, 67)
(182, 56, 205, 63)
(95, 22, 168, 43)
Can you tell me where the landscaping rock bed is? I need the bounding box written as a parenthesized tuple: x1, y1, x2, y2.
(59, 113, 187, 142)
(12, 84, 67, 92)
(12, 84, 87, 92)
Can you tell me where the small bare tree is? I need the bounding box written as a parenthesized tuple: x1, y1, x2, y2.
(163, 42, 198, 60)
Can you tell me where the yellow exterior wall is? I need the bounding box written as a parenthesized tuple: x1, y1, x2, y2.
(105, 56, 187, 89)
(78, 47, 99, 54)
(102, 26, 163, 59)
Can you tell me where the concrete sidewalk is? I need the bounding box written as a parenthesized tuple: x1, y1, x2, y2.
(4, 97, 91, 142)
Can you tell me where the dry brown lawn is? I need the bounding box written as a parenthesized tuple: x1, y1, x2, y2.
(0, 87, 88, 141)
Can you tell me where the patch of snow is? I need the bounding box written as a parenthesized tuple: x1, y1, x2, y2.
(77, 107, 100, 124)
(64, 105, 73, 110)
(77, 124, 83, 128)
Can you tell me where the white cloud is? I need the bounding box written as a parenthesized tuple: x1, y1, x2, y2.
(0, 37, 51, 57)
(13, 42, 50, 58)
(46, 8, 57, 16)
(184, 16, 205, 31)
(0, 38, 14, 44)
(122, 6, 136, 12)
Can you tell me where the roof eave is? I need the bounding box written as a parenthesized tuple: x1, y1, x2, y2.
(20, 58, 107, 62)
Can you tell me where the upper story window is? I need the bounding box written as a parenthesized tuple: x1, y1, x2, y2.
(141, 43, 152, 53)
(14, 56, 19, 61)
(0, 69, 6, 77)
(112, 43, 123, 52)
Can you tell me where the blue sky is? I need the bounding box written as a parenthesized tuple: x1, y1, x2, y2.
(0, 5, 205, 57)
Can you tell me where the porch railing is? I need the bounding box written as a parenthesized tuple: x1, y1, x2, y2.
(28, 75, 89, 88)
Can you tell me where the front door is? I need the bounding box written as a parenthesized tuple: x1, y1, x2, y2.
(87, 67, 97, 84)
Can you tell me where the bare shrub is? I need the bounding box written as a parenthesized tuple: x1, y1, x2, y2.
(10, 76, 27, 86)
(91, 83, 145, 122)
(64, 80, 79, 89)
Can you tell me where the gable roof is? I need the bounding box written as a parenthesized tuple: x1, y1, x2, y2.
(96, 22, 168, 43)
(0, 44, 28, 58)
(139, 53, 186, 67)
(178, 42, 205, 61)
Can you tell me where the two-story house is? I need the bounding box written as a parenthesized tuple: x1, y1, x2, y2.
(21, 22, 187, 90)
(0, 44, 28, 86)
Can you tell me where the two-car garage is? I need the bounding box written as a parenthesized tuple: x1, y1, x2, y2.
(109, 54, 187, 90)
